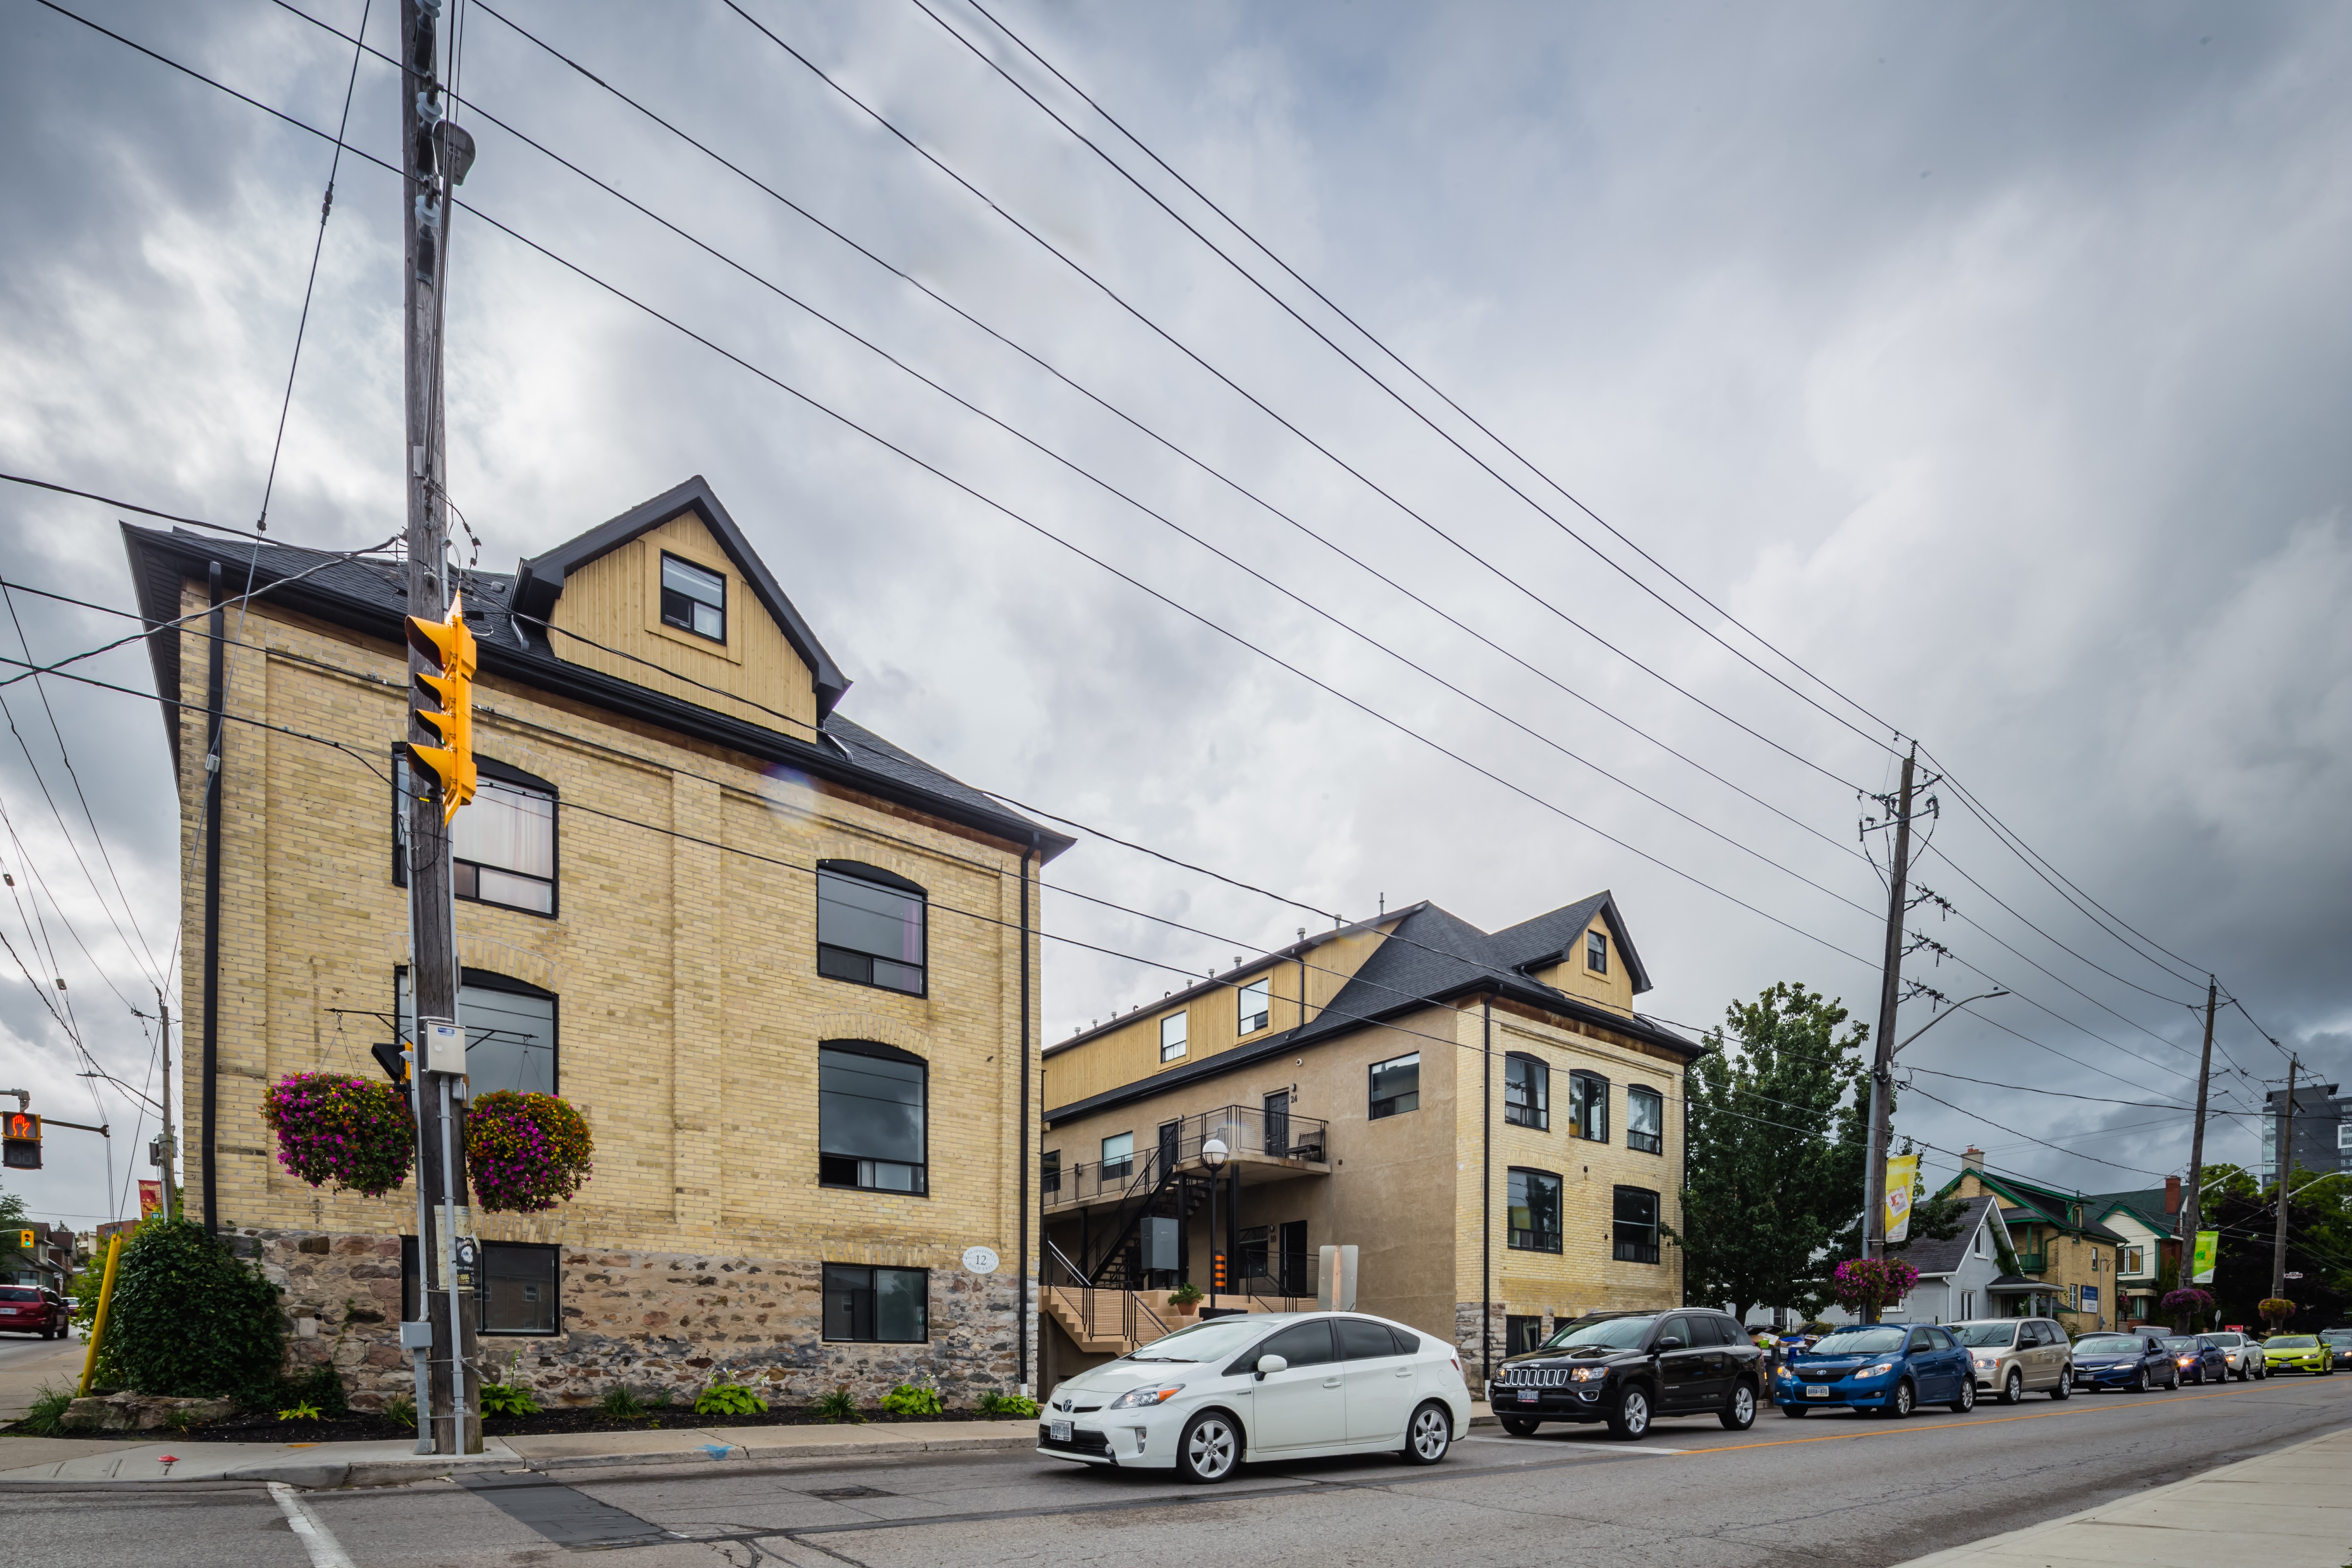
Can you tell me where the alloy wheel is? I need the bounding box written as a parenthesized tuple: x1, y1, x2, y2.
(1408, 1405, 1450, 1463)
(1612, 1386, 1651, 1440)
(1891, 1381, 1914, 1419)
(2133, 1367, 2148, 1393)
(1179, 1413, 1238, 1483)
(1952, 1378, 1976, 1414)
(2002, 1369, 2023, 1405)
(1721, 1384, 1757, 1430)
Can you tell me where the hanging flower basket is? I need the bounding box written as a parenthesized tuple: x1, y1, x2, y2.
(2161, 1287, 2215, 1317)
(1830, 1257, 1920, 1317)
(466, 1091, 594, 1214)
(2258, 1296, 2297, 1327)
(261, 1072, 414, 1198)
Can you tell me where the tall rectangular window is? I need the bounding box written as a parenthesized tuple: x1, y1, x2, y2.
(1100, 1131, 1134, 1180)
(396, 755, 557, 916)
(1368, 1053, 1420, 1119)
(1613, 1185, 1660, 1264)
(1586, 930, 1608, 973)
(1568, 1072, 1609, 1142)
(1626, 1085, 1663, 1154)
(816, 864, 926, 995)
(1040, 1150, 1060, 1194)
(822, 1264, 927, 1342)
(1508, 1168, 1563, 1253)
(818, 1043, 927, 1194)
(659, 552, 726, 642)
(1159, 1012, 1188, 1062)
(1504, 1054, 1549, 1130)
(1237, 976, 1270, 1035)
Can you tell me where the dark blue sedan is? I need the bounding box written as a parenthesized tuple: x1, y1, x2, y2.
(2163, 1335, 2231, 1385)
(2070, 1331, 2179, 1392)
(1773, 1323, 1978, 1418)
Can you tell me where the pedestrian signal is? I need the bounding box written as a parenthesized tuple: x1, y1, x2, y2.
(404, 592, 477, 824)
(2, 1109, 37, 1171)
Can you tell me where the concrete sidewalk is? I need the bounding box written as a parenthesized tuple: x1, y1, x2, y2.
(1898, 1424, 2352, 1568)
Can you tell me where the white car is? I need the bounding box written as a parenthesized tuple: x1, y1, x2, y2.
(2204, 1331, 2267, 1381)
(1038, 1310, 1473, 1482)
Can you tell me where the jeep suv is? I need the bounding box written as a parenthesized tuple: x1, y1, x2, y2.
(1488, 1309, 1764, 1442)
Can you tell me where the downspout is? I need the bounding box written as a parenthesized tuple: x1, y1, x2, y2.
(200, 562, 225, 1235)
(1481, 993, 1493, 1387)
(1017, 835, 1035, 1393)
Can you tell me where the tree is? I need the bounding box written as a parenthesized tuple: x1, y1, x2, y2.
(2204, 1166, 2352, 1331)
(0, 1187, 26, 1275)
(1675, 982, 1870, 1323)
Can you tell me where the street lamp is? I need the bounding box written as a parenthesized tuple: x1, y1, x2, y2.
(1865, 988, 2009, 1259)
(1201, 1137, 1229, 1312)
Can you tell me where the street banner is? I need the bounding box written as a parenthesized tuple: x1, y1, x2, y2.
(137, 1179, 162, 1218)
(1884, 1154, 1920, 1243)
(2193, 1229, 2218, 1284)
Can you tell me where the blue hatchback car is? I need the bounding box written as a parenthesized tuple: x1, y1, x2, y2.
(2070, 1330, 2179, 1392)
(1774, 1323, 1978, 1418)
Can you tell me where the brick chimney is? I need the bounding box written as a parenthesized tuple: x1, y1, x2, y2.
(2165, 1174, 2182, 1214)
(1961, 1146, 1985, 1173)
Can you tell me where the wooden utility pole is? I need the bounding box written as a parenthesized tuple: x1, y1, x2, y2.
(2271, 1059, 2297, 1303)
(401, 0, 478, 1456)
(1862, 744, 1918, 1265)
(2174, 977, 2217, 1326)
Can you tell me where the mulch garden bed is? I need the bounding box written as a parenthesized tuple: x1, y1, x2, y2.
(9, 1404, 1022, 1445)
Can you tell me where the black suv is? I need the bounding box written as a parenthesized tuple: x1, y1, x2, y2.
(1488, 1309, 1763, 1441)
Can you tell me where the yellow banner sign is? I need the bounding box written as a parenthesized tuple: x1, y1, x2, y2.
(1885, 1154, 1920, 1244)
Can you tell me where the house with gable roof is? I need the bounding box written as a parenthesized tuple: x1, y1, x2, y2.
(1938, 1155, 2129, 1330)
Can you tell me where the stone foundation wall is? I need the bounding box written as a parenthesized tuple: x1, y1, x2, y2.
(238, 1228, 1027, 1412)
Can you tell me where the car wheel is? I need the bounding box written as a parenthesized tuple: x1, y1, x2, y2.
(2000, 1369, 2024, 1406)
(1889, 1380, 1915, 1419)
(2132, 1366, 2148, 1393)
(1780, 1403, 1807, 1418)
(1720, 1383, 1757, 1431)
(1499, 1415, 1541, 1437)
(1607, 1384, 1653, 1441)
(1949, 1378, 1976, 1415)
(2049, 1371, 2071, 1401)
(1401, 1402, 1452, 1465)
(1175, 1410, 1241, 1484)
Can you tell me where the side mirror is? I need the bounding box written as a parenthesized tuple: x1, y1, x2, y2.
(1255, 1354, 1288, 1379)
(1654, 1336, 1683, 1353)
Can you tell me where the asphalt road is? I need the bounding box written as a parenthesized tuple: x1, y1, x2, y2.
(5, 1373, 2347, 1568)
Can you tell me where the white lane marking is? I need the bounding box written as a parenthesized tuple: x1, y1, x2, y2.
(269, 1480, 357, 1568)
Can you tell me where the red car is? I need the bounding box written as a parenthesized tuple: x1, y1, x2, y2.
(0, 1285, 69, 1338)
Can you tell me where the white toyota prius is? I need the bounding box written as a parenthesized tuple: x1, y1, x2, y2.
(1038, 1310, 1473, 1482)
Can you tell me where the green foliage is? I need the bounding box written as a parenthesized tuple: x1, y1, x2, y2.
(278, 1400, 322, 1421)
(880, 1381, 944, 1416)
(2208, 1171, 2352, 1330)
(104, 1219, 283, 1400)
(480, 1382, 541, 1417)
(247, 1364, 348, 1419)
(978, 1391, 1040, 1418)
(1675, 983, 1871, 1322)
(694, 1381, 769, 1416)
(600, 1386, 648, 1419)
(384, 1395, 416, 1428)
(1168, 1282, 1204, 1307)
(17, 1383, 74, 1436)
(810, 1387, 863, 1424)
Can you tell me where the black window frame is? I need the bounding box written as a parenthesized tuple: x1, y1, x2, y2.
(1237, 975, 1270, 1035)
(658, 550, 727, 644)
(1586, 930, 1608, 974)
(1507, 1166, 1565, 1253)
(815, 861, 928, 998)
(1568, 1070, 1610, 1142)
(1506, 1314, 1544, 1356)
(1626, 1085, 1664, 1155)
(1368, 1052, 1421, 1120)
(1040, 1149, 1060, 1194)
(401, 1237, 563, 1337)
(817, 1039, 929, 1197)
(1613, 1185, 1661, 1265)
(392, 965, 561, 1096)
(1504, 1052, 1549, 1130)
(821, 1262, 929, 1343)
(393, 749, 561, 919)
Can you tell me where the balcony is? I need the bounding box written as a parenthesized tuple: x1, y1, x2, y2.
(2012, 1252, 2046, 1274)
(1043, 1103, 1329, 1214)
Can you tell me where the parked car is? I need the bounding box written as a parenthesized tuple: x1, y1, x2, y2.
(2202, 1331, 2266, 1381)
(2261, 1334, 2337, 1376)
(2319, 1329, 2352, 1360)
(2161, 1335, 2230, 1385)
(2070, 1330, 2179, 1392)
(0, 1285, 69, 1339)
(1774, 1322, 1978, 1418)
(1950, 1317, 2072, 1404)
(1490, 1309, 1764, 1441)
(1038, 1311, 1472, 1482)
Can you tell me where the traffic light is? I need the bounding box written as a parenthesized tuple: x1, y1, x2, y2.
(370, 1040, 410, 1086)
(404, 591, 477, 824)
(2, 1109, 38, 1171)
(14, 1229, 30, 1253)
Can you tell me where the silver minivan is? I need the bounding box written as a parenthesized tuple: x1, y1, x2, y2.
(1949, 1317, 2072, 1403)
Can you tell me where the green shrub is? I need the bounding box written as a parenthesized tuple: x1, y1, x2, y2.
(1168, 1282, 1204, 1307)
(481, 1383, 541, 1417)
(880, 1381, 944, 1417)
(104, 1219, 282, 1400)
(17, 1383, 74, 1436)
(600, 1387, 648, 1419)
(245, 1364, 348, 1419)
(384, 1396, 416, 1428)
(694, 1382, 768, 1416)
(978, 1391, 1039, 1418)
(810, 1387, 862, 1424)
(278, 1401, 322, 1422)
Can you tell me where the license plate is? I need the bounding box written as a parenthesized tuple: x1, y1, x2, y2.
(1517, 1389, 1540, 1403)
(1050, 1421, 1071, 1442)
(1805, 1384, 1830, 1399)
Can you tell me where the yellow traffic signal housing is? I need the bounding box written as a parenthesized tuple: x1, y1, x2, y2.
(404, 592, 478, 824)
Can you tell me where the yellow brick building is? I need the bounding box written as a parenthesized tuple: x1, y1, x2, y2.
(125, 478, 1068, 1408)
(1939, 1167, 2128, 1331)
(1037, 894, 1700, 1387)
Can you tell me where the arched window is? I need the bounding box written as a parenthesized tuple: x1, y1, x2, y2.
(1504, 1053, 1549, 1130)
(816, 861, 927, 996)
(818, 1040, 928, 1194)
(1568, 1070, 1609, 1142)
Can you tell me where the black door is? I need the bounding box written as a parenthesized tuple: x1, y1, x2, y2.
(1158, 1120, 1181, 1176)
(1264, 1092, 1290, 1156)
(1279, 1220, 1309, 1296)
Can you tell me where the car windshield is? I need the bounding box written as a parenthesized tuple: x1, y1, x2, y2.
(2269, 1336, 2318, 1348)
(2075, 1334, 2146, 1354)
(1123, 1316, 1284, 1363)
(1951, 1323, 2019, 1348)
(1541, 1314, 1659, 1351)
(1810, 1326, 1908, 1355)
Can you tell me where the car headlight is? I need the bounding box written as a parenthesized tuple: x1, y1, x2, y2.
(1570, 1366, 1605, 1381)
(1776, 1366, 1795, 1381)
(1972, 1354, 1996, 1367)
(1106, 1384, 1185, 1410)
(2177, 1356, 2194, 1366)
(1860, 1362, 1895, 1378)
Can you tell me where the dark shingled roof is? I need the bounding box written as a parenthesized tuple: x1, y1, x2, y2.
(2086, 1188, 2179, 1241)
(1891, 1193, 2001, 1277)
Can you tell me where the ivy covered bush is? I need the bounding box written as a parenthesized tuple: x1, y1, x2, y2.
(466, 1091, 594, 1213)
(104, 1219, 284, 1400)
(261, 1072, 413, 1198)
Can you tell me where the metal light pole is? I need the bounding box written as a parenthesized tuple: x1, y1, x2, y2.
(1202, 1138, 1228, 1312)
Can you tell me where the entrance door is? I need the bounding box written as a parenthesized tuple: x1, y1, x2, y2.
(1278, 1221, 1309, 1296)
(1264, 1091, 1290, 1156)
(1158, 1120, 1181, 1178)
(1249, 1319, 1346, 1450)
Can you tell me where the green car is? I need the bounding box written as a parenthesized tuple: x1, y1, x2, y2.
(2261, 1335, 2336, 1375)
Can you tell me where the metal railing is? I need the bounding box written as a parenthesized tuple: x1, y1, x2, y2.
(1231, 1253, 1319, 1312)
(1042, 1240, 1170, 1350)
(1045, 1104, 1329, 1210)
(2013, 1252, 2047, 1274)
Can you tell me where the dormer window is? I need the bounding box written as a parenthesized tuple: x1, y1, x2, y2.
(660, 552, 726, 642)
(1586, 930, 1608, 974)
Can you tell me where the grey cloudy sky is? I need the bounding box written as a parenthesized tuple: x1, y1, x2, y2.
(1, 0, 2347, 1234)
